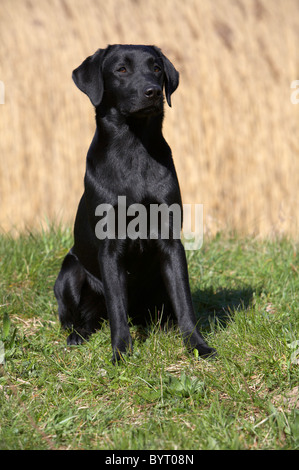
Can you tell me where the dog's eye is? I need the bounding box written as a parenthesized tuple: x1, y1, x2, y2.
(117, 67, 127, 73)
(154, 65, 161, 73)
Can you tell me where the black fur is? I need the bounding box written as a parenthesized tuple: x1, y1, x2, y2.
(54, 45, 216, 362)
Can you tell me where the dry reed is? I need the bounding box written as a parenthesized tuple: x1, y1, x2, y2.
(0, 0, 298, 237)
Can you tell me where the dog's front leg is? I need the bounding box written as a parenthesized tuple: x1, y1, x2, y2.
(161, 240, 216, 358)
(98, 250, 132, 363)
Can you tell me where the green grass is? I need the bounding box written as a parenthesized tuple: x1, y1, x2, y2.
(0, 227, 298, 450)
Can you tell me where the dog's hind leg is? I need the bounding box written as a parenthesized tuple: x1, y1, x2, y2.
(54, 250, 89, 345)
(54, 250, 106, 345)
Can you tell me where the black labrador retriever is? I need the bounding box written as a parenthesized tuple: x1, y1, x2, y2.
(54, 44, 216, 362)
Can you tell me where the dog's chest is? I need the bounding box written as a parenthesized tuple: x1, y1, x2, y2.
(108, 146, 172, 203)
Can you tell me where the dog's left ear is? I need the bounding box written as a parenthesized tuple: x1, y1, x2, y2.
(152, 47, 179, 107)
(72, 48, 107, 107)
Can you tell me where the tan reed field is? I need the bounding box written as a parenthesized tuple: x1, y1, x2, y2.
(0, 0, 298, 237)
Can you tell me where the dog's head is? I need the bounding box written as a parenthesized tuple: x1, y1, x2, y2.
(72, 44, 179, 116)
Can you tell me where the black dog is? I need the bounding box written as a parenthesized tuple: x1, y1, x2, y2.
(54, 44, 216, 362)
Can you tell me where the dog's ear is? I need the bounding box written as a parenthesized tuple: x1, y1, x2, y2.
(72, 48, 106, 107)
(152, 47, 179, 107)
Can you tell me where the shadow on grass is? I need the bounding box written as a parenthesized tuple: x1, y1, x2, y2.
(192, 286, 257, 332)
(129, 285, 259, 343)
(129, 286, 257, 347)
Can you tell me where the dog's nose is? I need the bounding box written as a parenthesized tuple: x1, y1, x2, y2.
(144, 86, 162, 99)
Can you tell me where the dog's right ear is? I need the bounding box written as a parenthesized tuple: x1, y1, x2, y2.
(72, 48, 106, 107)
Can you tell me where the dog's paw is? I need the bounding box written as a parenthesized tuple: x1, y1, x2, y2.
(67, 330, 86, 345)
(112, 335, 133, 364)
(195, 345, 217, 360)
(112, 349, 127, 364)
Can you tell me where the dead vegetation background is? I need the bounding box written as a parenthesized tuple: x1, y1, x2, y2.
(0, 0, 298, 236)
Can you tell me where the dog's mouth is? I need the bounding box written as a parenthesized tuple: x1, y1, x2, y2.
(131, 103, 163, 118)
